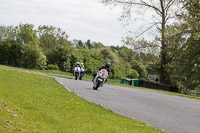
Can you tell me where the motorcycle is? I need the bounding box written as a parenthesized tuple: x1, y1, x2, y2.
(79, 68, 85, 80)
(74, 66, 80, 80)
(93, 69, 108, 90)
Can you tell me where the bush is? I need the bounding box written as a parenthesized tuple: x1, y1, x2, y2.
(47, 44, 75, 71)
(22, 44, 47, 69)
(127, 69, 139, 79)
(110, 65, 125, 79)
(131, 60, 147, 78)
(48, 64, 59, 70)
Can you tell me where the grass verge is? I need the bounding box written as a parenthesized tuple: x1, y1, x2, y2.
(0, 68, 162, 133)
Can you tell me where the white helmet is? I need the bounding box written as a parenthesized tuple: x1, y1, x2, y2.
(77, 62, 80, 65)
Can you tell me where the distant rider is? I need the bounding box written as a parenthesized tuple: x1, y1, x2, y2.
(80, 63, 85, 76)
(73, 62, 81, 76)
(80, 63, 85, 69)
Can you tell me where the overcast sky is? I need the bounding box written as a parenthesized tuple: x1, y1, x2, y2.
(0, 0, 153, 46)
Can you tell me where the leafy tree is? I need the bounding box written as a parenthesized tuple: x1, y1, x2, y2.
(93, 42, 105, 49)
(47, 44, 76, 71)
(0, 23, 160, 81)
(180, 0, 200, 36)
(150, 0, 200, 92)
(0, 39, 23, 66)
(0, 26, 10, 41)
(102, 0, 180, 84)
(165, 0, 200, 90)
(76, 40, 88, 49)
(37, 25, 70, 52)
(127, 69, 139, 79)
(110, 65, 126, 79)
(77, 49, 105, 75)
(131, 59, 147, 78)
(110, 45, 120, 53)
(85, 39, 94, 49)
(178, 37, 200, 90)
(22, 44, 46, 69)
(16, 23, 38, 45)
(120, 62, 139, 79)
(16, 24, 47, 68)
(100, 48, 119, 65)
(139, 52, 160, 75)
(0, 24, 39, 67)
(118, 46, 135, 62)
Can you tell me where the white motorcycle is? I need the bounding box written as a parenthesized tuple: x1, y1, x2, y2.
(74, 66, 80, 80)
(93, 69, 108, 90)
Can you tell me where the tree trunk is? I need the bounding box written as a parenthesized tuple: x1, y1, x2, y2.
(160, 0, 170, 84)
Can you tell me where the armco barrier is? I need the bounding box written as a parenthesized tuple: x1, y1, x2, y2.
(139, 79, 178, 93)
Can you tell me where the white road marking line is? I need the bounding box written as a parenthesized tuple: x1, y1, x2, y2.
(57, 80, 72, 92)
(64, 85, 72, 92)
(57, 81, 63, 85)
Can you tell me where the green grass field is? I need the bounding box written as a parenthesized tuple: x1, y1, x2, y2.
(0, 68, 162, 133)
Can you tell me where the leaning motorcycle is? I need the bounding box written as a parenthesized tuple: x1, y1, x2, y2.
(93, 69, 108, 90)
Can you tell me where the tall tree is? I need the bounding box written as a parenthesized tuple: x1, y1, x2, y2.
(37, 25, 69, 52)
(165, 0, 200, 89)
(16, 23, 38, 45)
(85, 39, 94, 49)
(102, 0, 179, 84)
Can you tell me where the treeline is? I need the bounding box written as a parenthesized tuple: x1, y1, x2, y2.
(103, 0, 200, 92)
(0, 24, 159, 80)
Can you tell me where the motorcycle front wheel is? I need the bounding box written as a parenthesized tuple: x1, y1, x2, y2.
(75, 72, 79, 80)
(93, 80, 100, 90)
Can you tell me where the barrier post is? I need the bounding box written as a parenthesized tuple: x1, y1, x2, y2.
(132, 79, 133, 87)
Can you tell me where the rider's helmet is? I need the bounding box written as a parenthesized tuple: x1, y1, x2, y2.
(105, 62, 110, 68)
(76, 62, 80, 66)
(81, 63, 84, 68)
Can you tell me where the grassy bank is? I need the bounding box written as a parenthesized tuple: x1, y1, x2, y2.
(0, 68, 162, 133)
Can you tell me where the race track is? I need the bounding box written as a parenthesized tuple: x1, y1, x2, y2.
(55, 77, 200, 133)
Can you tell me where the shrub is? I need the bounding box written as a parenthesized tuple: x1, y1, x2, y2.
(127, 69, 139, 79)
(48, 64, 59, 70)
(22, 44, 47, 69)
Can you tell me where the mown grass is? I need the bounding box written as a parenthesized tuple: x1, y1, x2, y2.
(0, 68, 162, 133)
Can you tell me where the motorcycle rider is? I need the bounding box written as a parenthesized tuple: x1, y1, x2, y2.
(80, 63, 85, 76)
(73, 62, 81, 76)
(92, 62, 111, 82)
(80, 63, 85, 69)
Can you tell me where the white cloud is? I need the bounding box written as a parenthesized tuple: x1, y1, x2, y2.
(0, 0, 149, 46)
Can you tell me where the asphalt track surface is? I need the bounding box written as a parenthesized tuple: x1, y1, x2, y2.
(55, 77, 200, 133)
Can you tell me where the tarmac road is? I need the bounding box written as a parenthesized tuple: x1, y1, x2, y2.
(55, 77, 200, 133)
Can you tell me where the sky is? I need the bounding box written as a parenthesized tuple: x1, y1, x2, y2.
(0, 0, 153, 46)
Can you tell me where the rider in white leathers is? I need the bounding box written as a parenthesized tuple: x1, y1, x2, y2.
(92, 62, 111, 82)
(73, 62, 81, 76)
